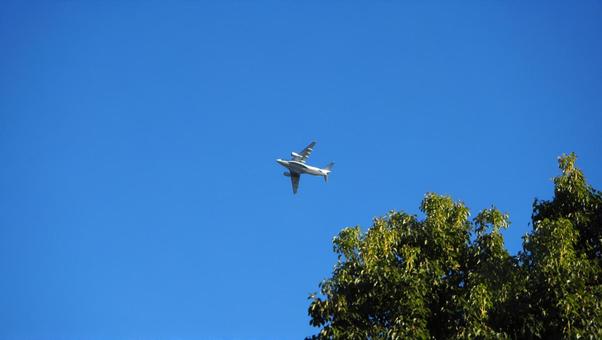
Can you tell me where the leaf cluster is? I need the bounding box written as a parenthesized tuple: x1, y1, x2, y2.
(308, 153, 601, 339)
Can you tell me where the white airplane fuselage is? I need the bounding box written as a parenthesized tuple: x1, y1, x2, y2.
(276, 159, 329, 176)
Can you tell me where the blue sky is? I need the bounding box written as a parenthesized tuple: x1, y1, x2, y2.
(1, 1, 601, 339)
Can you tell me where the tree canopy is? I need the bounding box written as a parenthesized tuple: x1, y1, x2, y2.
(308, 153, 601, 339)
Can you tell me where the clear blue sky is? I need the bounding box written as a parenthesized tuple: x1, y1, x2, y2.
(1, 1, 601, 339)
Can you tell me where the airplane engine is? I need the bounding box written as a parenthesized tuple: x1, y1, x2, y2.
(291, 152, 301, 158)
(283, 172, 291, 177)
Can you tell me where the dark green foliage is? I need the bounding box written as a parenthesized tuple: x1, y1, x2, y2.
(308, 153, 601, 339)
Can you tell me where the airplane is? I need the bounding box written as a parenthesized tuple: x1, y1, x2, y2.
(276, 141, 334, 194)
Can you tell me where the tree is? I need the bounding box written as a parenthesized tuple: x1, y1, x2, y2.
(308, 153, 601, 339)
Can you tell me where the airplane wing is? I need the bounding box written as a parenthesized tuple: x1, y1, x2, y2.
(292, 141, 316, 163)
(290, 172, 300, 194)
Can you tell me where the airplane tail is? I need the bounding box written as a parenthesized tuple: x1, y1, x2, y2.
(323, 162, 334, 183)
